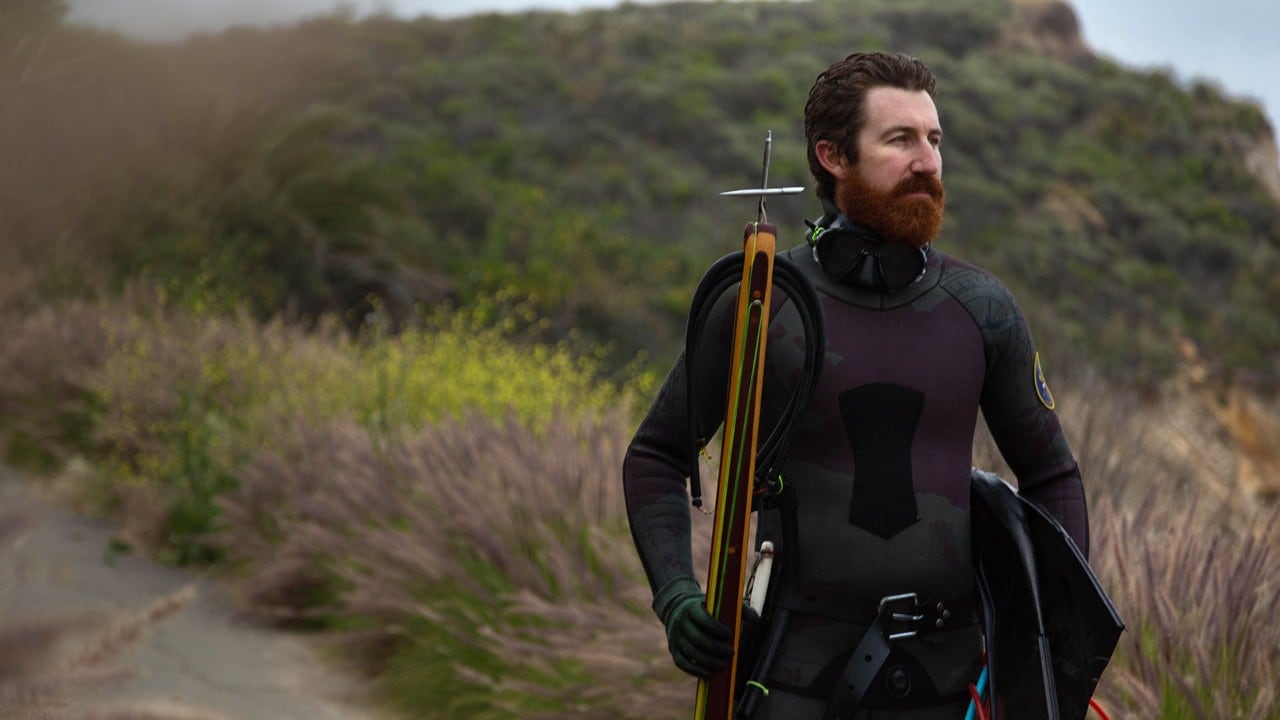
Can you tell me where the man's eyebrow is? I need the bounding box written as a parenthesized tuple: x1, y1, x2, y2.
(878, 125, 944, 139)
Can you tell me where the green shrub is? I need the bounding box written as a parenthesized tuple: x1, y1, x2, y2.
(353, 294, 653, 436)
(64, 293, 651, 564)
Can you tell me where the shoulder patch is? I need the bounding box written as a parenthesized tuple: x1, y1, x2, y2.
(1033, 352, 1055, 410)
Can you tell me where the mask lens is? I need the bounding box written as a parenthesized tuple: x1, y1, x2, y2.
(815, 232, 863, 278)
(874, 245, 927, 290)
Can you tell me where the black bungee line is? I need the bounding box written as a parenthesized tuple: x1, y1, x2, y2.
(684, 250, 826, 508)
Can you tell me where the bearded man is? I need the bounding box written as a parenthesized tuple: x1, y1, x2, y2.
(622, 52, 1089, 719)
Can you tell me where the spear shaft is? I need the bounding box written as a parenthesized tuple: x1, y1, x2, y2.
(693, 132, 793, 720)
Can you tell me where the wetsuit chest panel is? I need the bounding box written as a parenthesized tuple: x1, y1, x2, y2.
(787, 291, 985, 505)
(762, 285, 986, 604)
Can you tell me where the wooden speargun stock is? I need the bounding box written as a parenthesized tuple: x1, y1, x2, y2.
(693, 132, 803, 720)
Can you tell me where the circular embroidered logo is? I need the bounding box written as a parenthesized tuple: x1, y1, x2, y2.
(1034, 352, 1055, 410)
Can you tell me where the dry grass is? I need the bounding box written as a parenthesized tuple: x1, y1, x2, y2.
(0, 300, 113, 469)
(218, 409, 693, 719)
(208, 360, 1280, 719)
(5, 292, 1280, 718)
(0, 261, 35, 317)
(1091, 495, 1280, 718)
(975, 363, 1277, 525)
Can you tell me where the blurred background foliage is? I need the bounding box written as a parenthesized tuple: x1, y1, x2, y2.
(3, 0, 1280, 717)
(2, 0, 1277, 382)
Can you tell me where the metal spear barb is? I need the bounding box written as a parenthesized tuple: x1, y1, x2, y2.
(719, 187, 807, 197)
(719, 130, 803, 224)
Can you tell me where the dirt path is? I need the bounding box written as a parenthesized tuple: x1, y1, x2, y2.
(0, 466, 394, 720)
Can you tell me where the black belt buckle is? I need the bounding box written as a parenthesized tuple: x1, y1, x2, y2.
(877, 593, 925, 641)
(824, 593, 929, 719)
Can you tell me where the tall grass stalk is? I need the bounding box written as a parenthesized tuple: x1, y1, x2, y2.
(219, 410, 690, 719)
(0, 301, 111, 471)
(1092, 494, 1280, 719)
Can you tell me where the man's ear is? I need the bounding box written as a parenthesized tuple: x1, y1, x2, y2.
(814, 139, 850, 180)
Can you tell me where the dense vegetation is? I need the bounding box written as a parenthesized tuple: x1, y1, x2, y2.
(4, 0, 1280, 718)
(4, 0, 1279, 382)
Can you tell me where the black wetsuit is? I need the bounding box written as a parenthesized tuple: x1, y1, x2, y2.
(623, 233, 1087, 719)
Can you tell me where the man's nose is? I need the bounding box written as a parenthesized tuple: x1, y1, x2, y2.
(910, 145, 940, 175)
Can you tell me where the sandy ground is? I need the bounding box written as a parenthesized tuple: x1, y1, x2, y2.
(0, 466, 394, 720)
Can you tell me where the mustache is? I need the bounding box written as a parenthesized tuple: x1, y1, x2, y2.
(894, 175, 944, 200)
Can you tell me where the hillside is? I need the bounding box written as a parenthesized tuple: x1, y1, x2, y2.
(4, 4, 1280, 715)
(2, 0, 1279, 384)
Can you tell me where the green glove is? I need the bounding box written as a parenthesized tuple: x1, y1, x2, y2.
(653, 577, 734, 678)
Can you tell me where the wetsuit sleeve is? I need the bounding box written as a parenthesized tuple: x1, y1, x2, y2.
(624, 267, 806, 600)
(623, 291, 734, 597)
(962, 272, 1090, 557)
(623, 353, 701, 595)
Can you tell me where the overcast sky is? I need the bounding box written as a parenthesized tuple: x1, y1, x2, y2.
(64, 0, 1280, 132)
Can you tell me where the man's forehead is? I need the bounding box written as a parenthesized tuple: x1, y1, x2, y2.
(861, 86, 940, 133)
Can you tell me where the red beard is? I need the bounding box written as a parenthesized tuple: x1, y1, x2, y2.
(836, 171, 946, 248)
